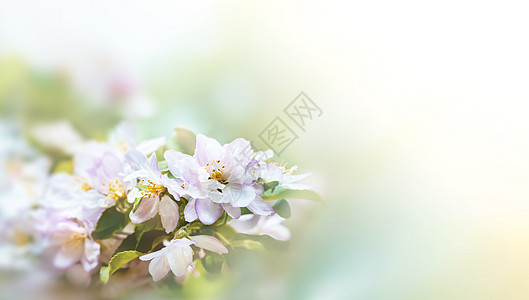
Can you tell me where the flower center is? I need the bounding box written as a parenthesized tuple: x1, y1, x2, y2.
(106, 178, 125, 201)
(65, 232, 86, 250)
(205, 160, 227, 184)
(140, 180, 166, 198)
(74, 176, 93, 191)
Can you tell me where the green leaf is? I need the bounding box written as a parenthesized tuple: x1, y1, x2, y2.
(100, 250, 144, 284)
(136, 230, 167, 253)
(92, 207, 129, 240)
(113, 233, 138, 254)
(113, 216, 167, 255)
(201, 251, 224, 274)
(262, 189, 323, 203)
(272, 199, 291, 218)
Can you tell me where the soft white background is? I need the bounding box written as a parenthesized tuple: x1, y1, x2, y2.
(1, 0, 529, 299)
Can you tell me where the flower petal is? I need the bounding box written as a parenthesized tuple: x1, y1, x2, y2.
(222, 203, 241, 219)
(194, 134, 223, 165)
(264, 224, 291, 241)
(148, 254, 171, 282)
(225, 184, 255, 207)
(129, 196, 159, 224)
(147, 152, 161, 175)
(246, 196, 273, 215)
(125, 148, 148, 171)
(159, 195, 179, 233)
(136, 137, 166, 155)
(184, 198, 198, 222)
(81, 239, 101, 272)
(54, 244, 83, 269)
(164, 150, 190, 177)
(191, 235, 228, 253)
(166, 245, 191, 276)
(139, 248, 164, 261)
(195, 198, 223, 225)
(228, 214, 261, 233)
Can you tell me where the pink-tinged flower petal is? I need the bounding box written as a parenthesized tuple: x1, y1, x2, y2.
(123, 170, 152, 182)
(247, 196, 274, 215)
(194, 134, 223, 165)
(129, 196, 159, 224)
(159, 195, 179, 233)
(125, 148, 148, 171)
(164, 150, 190, 177)
(81, 239, 101, 272)
(166, 245, 191, 276)
(208, 190, 228, 203)
(127, 187, 142, 203)
(148, 254, 171, 282)
(258, 164, 283, 182)
(147, 152, 160, 174)
(101, 152, 123, 179)
(54, 244, 84, 269)
(139, 248, 164, 261)
(162, 175, 184, 198)
(224, 138, 252, 159)
(191, 235, 228, 253)
(228, 214, 261, 232)
(49, 230, 73, 246)
(222, 203, 241, 219)
(182, 244, 194, 265)
(184, 199, 198, 222)
(195, 198, 223, 225)
(224, 184, 255, 207)
(264, 225, 291, 241)
(168, 238, 195, 248)
(136, 137, 166, 155)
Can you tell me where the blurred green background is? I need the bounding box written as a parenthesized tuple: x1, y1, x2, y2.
(2, 0, 529, 299)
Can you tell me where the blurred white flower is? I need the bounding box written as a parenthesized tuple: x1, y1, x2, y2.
(47, 219, 100, 272)
(31, 121, 84, 155)
(229, 214, 291, 241)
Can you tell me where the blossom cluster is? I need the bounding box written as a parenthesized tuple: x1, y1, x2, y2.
(0, 122, 314, 286)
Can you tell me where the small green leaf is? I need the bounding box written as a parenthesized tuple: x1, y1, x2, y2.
(272, 199, 291, 218)
(263, 181, 280, 193)
(240, 207, 252, 215)
(263, 189, 323, 203)
(201, 251, 224, 274)
(132, 197, 143, 213)
(92, 207, 129, 240)
(100, 250, 144, 284)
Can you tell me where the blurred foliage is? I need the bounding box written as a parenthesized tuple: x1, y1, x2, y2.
(0, 58, 121, 140)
